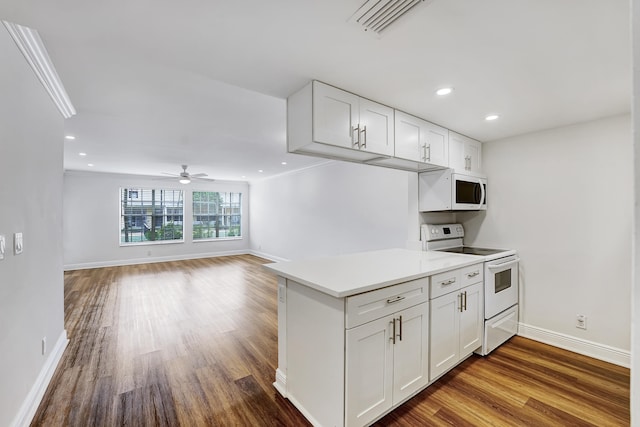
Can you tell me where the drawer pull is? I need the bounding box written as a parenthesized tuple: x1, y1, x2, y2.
(441, 278, 456, 286)
(386, 296, 405, 304)
(467, 271, 480, 278)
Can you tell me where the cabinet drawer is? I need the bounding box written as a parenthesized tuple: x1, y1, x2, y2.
(460, 263, 483, 288)
(430, 269, 461, 299)
(346, 278, 429, 329)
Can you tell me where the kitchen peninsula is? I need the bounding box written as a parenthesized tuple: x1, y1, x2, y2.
(265, 248, 484, 427)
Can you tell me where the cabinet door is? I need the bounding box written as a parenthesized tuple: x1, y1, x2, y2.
(429, 291, 460, 381)
(392, 303, 429, 405)
(313, 82, 359, 149)
(459, 282, 483, 357)
(464, 139, 482, 173)
(395, 111, 448, 167)
(345, 315, 393, 427)
(394, 110, 422, 162)
(359, 98, 394, 156)
(449, 131, 482, 173)
(424, 121, 449, 167)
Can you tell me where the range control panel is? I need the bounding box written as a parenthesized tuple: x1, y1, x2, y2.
(421, 223, 464, 242)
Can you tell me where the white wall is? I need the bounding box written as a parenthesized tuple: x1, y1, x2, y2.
(460, 115, 632, 360)
(249, 161, 419, 261)
(63, 171, 249, 269)
(632, 0, 639, 422)
(0, 27, 66, 426)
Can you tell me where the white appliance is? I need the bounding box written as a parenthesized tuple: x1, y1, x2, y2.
(421, 223, 519, 355)
(419, 169, 487, 212)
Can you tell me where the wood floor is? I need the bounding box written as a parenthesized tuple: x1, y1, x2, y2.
(32, 255, 630, 426)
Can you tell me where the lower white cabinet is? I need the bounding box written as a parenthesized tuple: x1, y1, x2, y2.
(273, 263, 484, 427)
(346, 302, 429, 427)
(430, 282, 483, 381)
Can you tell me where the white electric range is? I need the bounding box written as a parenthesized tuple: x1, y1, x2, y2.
(421, 223, 520, 355)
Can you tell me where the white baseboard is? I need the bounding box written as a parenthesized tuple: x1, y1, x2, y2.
(11, 329, 68, 427)
(64, 250, 249, 271)
(273, 368, 287, 397)
(518, 323, 630, 368)
(249, 250, 290, 263)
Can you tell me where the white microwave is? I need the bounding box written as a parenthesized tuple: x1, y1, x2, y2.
(418, 169, 487, 211)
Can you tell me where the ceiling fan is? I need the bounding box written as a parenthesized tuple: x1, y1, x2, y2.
(162, 165, 211, 184)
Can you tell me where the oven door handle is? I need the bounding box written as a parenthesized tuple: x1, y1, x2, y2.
(487, 258, 520, 270)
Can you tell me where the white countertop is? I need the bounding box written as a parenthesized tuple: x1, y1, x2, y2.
(264, 248, 482, 298)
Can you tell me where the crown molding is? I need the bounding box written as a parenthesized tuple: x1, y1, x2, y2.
(2, 20, 76, 118)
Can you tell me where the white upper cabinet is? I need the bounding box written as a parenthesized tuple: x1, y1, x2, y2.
(288, 81, 394, 163)
(312, 83, 360, 149)
(288, 80, 483, 174)
(313, 82, 394, 156)
(449, 131, 482, 174)
(357, 98, 394, 156)
(395, 110, 448, 168)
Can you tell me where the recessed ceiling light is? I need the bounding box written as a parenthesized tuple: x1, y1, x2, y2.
(258, 169, 263, 173)
(436, 87, 453, 96)
(87, 163, 94, 167)
(79, 152, 87, 156)
(281, 162, 287, 165)
(65, 135, 76, 140)
(241, 175, 246, 179)
(485, 114, 500, 121)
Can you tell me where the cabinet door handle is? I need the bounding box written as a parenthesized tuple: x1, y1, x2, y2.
(463, 291, 467, 311)
(425, 144, 431, 162)
(398, 315, 403, 342)
(422, 144, 427, 161)
(360, 125, 367, 149)
(467, 271, 479, 278)
(386, 295, 405, 304)
(390, 318, 396, 345)
(441, 278, 456, 286)
(352, 125, 360, 148)
(458, 293, 463, 312)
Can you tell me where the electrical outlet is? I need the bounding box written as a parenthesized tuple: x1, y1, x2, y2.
(14, 232, 23, 255)
(576, 314, 587, 330)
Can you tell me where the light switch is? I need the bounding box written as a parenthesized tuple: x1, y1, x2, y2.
(14, 232, 23, 255)
(0, 235, 5, 260)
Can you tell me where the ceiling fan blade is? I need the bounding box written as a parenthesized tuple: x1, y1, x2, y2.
(190, 173, 208, 178)
(192, 176, 215, 181)
(161, 172, 180, 177)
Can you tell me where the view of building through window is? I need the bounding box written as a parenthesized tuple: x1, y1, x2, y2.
(193, 191, 242, 240)
(120, 188, 184, 244)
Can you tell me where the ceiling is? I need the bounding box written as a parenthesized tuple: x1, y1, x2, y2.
(1, 0, 631, 182)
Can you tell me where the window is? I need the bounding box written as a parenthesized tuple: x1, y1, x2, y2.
(120, 188, 184, 244)
(193, 191, 242, 240)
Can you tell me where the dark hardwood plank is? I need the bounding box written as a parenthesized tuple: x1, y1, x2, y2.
(31, 255, 630, 426)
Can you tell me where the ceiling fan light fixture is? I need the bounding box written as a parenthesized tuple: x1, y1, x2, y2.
(436, 87, 453, 96)
(179, 177, 191, 184)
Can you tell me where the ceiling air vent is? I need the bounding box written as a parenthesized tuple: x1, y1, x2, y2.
(348, 0, 433, 36)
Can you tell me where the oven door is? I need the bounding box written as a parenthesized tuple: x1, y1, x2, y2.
(451, 174, 487, 210)
(484, 255, 519, 319)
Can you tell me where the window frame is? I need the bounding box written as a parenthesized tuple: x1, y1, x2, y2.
(119, 187, 185, 246)
(192, 191, 243, 242)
